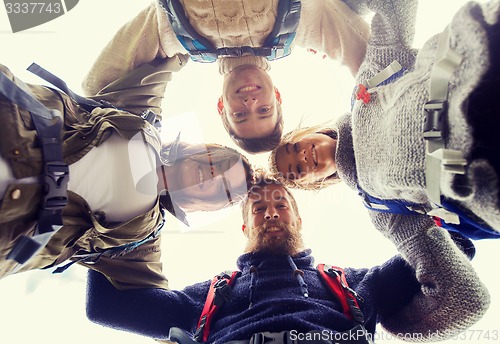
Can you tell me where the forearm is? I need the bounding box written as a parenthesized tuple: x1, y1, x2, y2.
(297, 0, 370, 76)
(371, 212, 490, 340)
(82, 4, 166, 97)
(86, 270, 198, 340)
(343, 0, 418, 48)
(86, 55, 188, 118)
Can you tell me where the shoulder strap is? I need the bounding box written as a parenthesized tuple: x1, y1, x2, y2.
(159, 0, 300, 62)
(194, 270, 240, 343)
(27, 63, 160, 128)
(0, 70, 68, 268)
(317, 264, 364, 324)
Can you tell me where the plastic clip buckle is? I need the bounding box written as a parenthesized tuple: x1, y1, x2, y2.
(250, 331, 292, 344)
(423, 100, 446, 140)
(43, 161, 69, 210)
(141, 110, 157, 125)
(213, 278, 232, 306)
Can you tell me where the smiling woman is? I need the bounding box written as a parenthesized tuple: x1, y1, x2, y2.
(160, 142, 253, 212)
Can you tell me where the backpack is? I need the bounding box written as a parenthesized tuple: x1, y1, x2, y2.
(158, 0, 301, 63)
(0, 63, 161, 268)
(193, 264, 364, 343)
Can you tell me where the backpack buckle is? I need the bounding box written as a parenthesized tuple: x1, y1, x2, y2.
(250, 331, 294, 344)
(423, 100, 447, 140)
(43, 161, 69, 210)
(213, 278, 232, 306)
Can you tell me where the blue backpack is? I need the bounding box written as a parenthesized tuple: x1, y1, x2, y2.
(158, 0, 301, 62)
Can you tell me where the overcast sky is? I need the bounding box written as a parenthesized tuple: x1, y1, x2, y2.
(1, 1, 498, 344)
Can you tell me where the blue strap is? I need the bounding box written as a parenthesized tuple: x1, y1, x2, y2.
(439, 200, 500, 240)
(358, 188, 426, 215)
(160, 0, 301, 62)
(359, 187, 499, 240)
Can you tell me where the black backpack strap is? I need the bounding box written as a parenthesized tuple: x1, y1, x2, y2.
(27, 63, 161, 128)
(27, 63, 114, 111)
(0, 70, 69, 267)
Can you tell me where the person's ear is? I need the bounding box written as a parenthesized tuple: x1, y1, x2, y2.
(297, 217, 302, 230)
(217, 96, 224, 116)
(242, 224, 249, 237)
(274, 87, 282, 105)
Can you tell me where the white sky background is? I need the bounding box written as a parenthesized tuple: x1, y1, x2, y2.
(0, 1, 499, 343)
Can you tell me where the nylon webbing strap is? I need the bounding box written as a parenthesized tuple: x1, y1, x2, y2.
(365, 60, 402, 88)
(0, 71, 68, 266)
(160, 0, 300, 62)
(317, 264, 364, 325)
(52, 213, 166, 274)
(194, 270, 240, 342)
(27, 63, 109, 111)
(423, 26, 465, 222)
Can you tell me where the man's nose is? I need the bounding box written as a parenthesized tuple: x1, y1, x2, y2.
(299, 148, 308, 163)
(242, 97, 257, 107)
(264, 206, 280, 220)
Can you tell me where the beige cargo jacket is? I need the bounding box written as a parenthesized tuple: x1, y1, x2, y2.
(0, 54, 188, 290)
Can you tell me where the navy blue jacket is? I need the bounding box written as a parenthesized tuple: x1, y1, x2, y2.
(87, 250, 419, 343)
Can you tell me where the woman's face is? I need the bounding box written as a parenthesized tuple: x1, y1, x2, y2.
(274, 133, 337, 183)
(163, 149, 249, 210)
(222, 65, 278, 139)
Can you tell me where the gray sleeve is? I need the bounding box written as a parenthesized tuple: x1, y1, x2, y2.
(347, 0, 419, 84)
(369, 211, 490, 340)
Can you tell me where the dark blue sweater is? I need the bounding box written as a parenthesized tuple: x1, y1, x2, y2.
(86, 250, 419, 343)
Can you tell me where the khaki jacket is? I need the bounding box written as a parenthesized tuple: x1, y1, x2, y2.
(0, 54, 188, 289)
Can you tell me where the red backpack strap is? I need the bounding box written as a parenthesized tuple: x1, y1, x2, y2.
(194, 270, 240, 342)
(317, 264, 364, 324)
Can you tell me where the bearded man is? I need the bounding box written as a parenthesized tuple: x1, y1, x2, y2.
(86, 176, 489, 343)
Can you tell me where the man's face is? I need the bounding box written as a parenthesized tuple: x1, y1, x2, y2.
(222, 65, 278, 139)
(243, 183, 303, 255)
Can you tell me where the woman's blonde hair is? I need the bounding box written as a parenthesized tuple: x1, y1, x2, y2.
(268, 122, 341, 191)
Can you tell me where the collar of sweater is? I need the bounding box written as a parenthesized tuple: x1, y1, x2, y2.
(236, 249, 314, 273)
(218, 55, 271, 75)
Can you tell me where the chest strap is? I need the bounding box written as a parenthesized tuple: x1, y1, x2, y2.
(160, 0, 301, 63)
(351, 60, 404, 108)
(50, 211, 166, 273)
(0, 70, 68, 267)
(423, 25, 466, 222)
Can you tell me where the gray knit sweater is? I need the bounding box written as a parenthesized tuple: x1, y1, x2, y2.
(336, 0, 500, 231)
(334, 0, 496, 335)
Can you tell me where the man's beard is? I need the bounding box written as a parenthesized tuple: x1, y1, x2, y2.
(245, 221, 304, 256)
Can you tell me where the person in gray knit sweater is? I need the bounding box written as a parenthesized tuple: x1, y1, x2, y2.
(270, 0, 500, 241)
